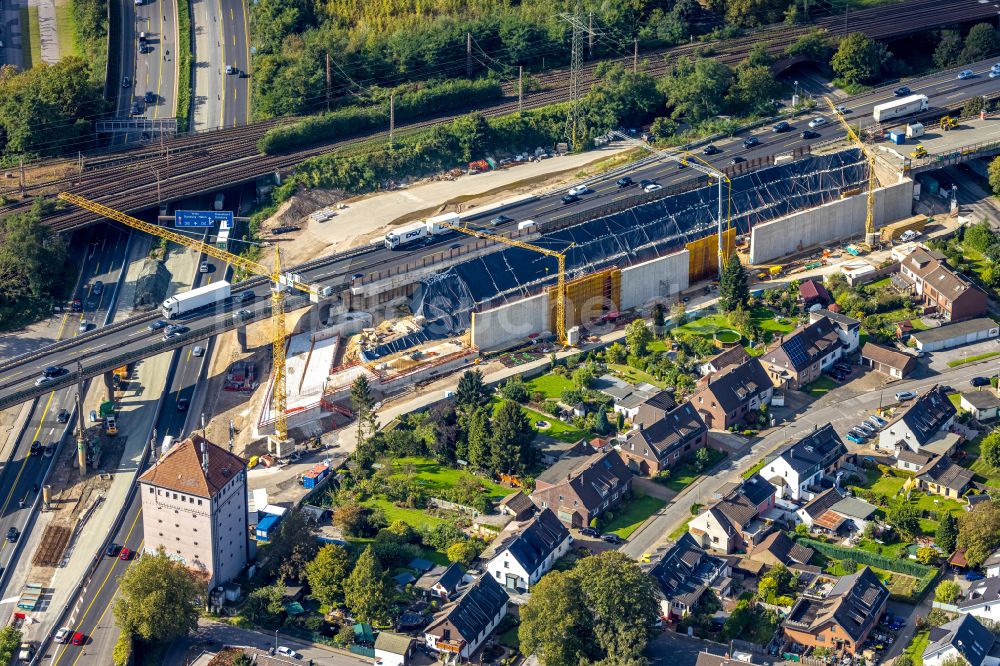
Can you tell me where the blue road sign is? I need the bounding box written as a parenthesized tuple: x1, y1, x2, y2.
(175, 210, 234, 228)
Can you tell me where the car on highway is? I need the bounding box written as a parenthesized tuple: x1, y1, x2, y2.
(601, 533, 624, 544)
(772, 121, 790, 133)
(800, 130, 820, 140)
(30, 440, 41, 456)
(277, 647, 301, 659)
(106, 543, 121, 557)
(742, 136, 759, 148)
(991, 69, 1000, 79)
(122, 77, 131, 88)
(702, 144, 720, 155)
(489, 214, 514, 226)
(561, 194, 579, 204)
(144, 91, 155, 103)
(177, 398, 190, 412)
(895, 390, 917, 401)
(894, 86, 910, 96)
(7, 527, 19, 542)
(616, 176, 634, 188)
(237, 309, 253, 320)
(193, 346, 205, 357)
(71, 632, 85, 646)
(163, 330, 184, 341)
(43, 366, 67, 378)
(567, 185, 590, 196)
(35, 375, 57, 387)
(808, 116, 827, 128)
(55, 627, 71, 644)
(239, 290, 255, 303)
(165, 324, 187, 335)
(70, 297, 82, 312)
(958, 69, 975, 80)
(120, 547, 131, 560)
(131, 101, 143, 115)
(57, 409, 69, 424)
(148, 320, 167, 331)
(448, 243, 462, 250)
(226, 65, 236, 75)
(199, 261, 210, 273)
(835, 105, 848, 114)
(92, 280, 104, 296)
(78, 320, 93, 333)
(730, 156, 746, 165)
(643, 182, 662, 193)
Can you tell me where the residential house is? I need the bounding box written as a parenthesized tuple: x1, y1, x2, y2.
(800, 279, 832, 308)
(486, 508, 571, 593)
(796, 488, 845, 529)
(962, 392, 1000, 422)
(699, 346, 751, 378)
(415, 563, 467, 600)
(374, 632, 414, 666)
(598, 378, 665, 421)
(424, 575, 508, 661)
(620, 401, 708, 476)
(810, 310, 861, 354)
(138, 434, 248, 588)
(878, 385, 957, 454)
(828, 496, 878, 533)
(917, 455, 975, 499)
(497, 491, 536, 521)
(749, 531, 815, 567)
(691, 359, 774, 430)
(634, 391, 682, 427)
(895, 449, 932, 473)
(531, 449, 632, 528)
(782, 567, 890, 655)
(648, 533, 733, 620)
(958, 577, 1000, 623)
(760, 317, 844, 389)
(688, 474, 775, 553)
(984, 550, 1000, 578)
(898, 247, 988, 322)
(861, 343, 916, 379)
(765, 424, 848, 501)
(923, 614, 997, 666)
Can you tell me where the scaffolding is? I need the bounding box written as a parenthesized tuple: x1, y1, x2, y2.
(687, 228, 737, 282)
(547, 267, 621, 332)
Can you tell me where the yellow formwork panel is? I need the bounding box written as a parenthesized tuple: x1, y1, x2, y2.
(548, 267, 621, 331)
(687, 228, 736, 282)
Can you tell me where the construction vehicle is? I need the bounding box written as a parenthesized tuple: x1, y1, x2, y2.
(58, 193, 333, 442)
(104, 414, 118, 436)
(910, 145, 927, 159)
(940, 116, 957, 131)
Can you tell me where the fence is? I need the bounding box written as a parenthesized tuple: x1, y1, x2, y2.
(429, 498, 481, 517)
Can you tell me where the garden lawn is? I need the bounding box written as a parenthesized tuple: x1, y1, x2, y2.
(947, 393, 963, 409)
(965, 434, 1000, 488)
(606, 364, 665, 388)
(903, 630, 930, 666)
(497, 625, 520, 650)
(603, 494, 666, 539)
(361, 498, 447, 530)
(752, 306, 796, 334)
(523, 406, 589, 443)
(859, 474, 907, 498)
(388, 456, 509, 500)
(662, 449, 728, 492)
(803, 376, 839, 399)
(526, 373, 575, 399)
(909, 318, 930, 331)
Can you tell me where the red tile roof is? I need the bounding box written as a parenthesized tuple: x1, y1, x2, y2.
(139, 433, 246, 498)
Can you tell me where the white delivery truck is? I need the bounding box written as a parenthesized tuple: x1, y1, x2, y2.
(384, 213, 457, 249)
(425, 211, 461, 235)
(872, 94, 929, 122)
(161, 280, 231, 318)
(517, 220, 537, 231)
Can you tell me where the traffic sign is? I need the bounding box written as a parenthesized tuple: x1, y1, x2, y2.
(175, 210, 233, 228)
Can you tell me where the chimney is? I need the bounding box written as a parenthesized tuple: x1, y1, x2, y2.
(638, 423, 644, 431)
(201, 440, 209, 477)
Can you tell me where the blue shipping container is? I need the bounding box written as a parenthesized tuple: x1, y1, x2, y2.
(255, 513, 282, 541)
(888, 130, 905, 145)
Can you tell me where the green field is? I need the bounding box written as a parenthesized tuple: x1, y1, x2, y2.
(803, 375, 839, 398)
(21, 6, 41, 69)
(524, 406, 589, 443)
(387, 456, 509, 499)
(662, 449, 728, 492)
(53, 0, 81, 60)
(674, 307, 795, 345)
(526, 373, 576, 399)
(603, 495, 666, 539)
(361, 498, 448, 530)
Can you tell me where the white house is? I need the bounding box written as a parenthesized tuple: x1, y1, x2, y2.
(374, 632, 414, 666)
(765, 424, 847, 501)
(810, 310, 861, 353)
(958, 577, 1000, 623)
(878, 386, 956, 453)
(424, 575, 508, 661)
(986, 550, 1000, 579)
(923, 614, 998, 666)
(486, 508, 570, 593)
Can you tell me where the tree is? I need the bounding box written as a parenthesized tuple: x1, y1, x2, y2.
(784, 29, 833, 61)
(625, 319, 652, 357)
(447, 540, 480, 565)
(961, 23, 1000, 62)
(0, 626, 21, 664)
(519, 571, 593, 666)
(573, 365, 595, 390)
(350, 375, 378, 446)
(887, 503, 921, 538)
(934, 29, 963, 69)
(989, 156, 1000, 196)
(660, 57, 733, 122)
(244, 583, 285, 624)
(232, 654, 254, 666)
(343, 546, 393, 625)
(264, 508, 319, 580)
(499, 375, 529, 403)
(729, 63, 783, 115)
(937, 512, 958, 553)
(492, 399, 535, 475)
(466, 407, 493, 471)
(693, 447, 712, 472)
(982, 429, 1000, 469)
(606, 342, 626, 364)
(0, 203, 71, 320)
(831, 33, 890, 85)
(670, 302, 687, 328)
(916, 546, 940, 565)
(959, 501, 1000, 566)
(456, 369, 489, 412)
(305, 543, 353, 605)
(113, 547, 202, 642)
(719, 253, 750, 312)
(112, 632, 133, 666)
(595, 409, 611, 436)
(935, 580, 962, 604)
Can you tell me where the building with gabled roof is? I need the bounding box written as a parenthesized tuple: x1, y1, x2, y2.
(688, 474, 775, 554)
(760, 317, 844, 390)
(861, 342, 916, 379)
(374, 632, 414, 666)
(917, 455, 975, 499)
(634, 391, 681, 428)
(959, 577, 1000, 623)
(923, 614, 996, 666)
(139, 434, 248, 588)
(899, 248, 988, 323)
(782, 567, 889, 655)
(531, 449, 631, 528)
(485, 508, 570, 593)
(699, 346, 751, 378)
(620, 401, 708, 476)
(749, 531, 814, 567)
(648, 533, 732, 620)
(424, 574, 508, 661)
(878, 385, 956, 453)
(415, 562, 467, 600)
(765, 424, 848, 501)
(691, 359, 773, 430)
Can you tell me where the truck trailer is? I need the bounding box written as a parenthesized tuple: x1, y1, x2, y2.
(872, 94, 929, 122)
(384, 212, 459, 249)
(161, 280, 231, 318)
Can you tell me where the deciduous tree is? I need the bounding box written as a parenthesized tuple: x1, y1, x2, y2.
(961, 23, 1000, 62)
(113, 548, 202, 642)
(959, 500, 1000, 566)
(0, 626, 21, 664)
(625, 319, 652, 357)
(887, 503, 921, 538)
(519, 571, 593, 666)
(344, 546, 393, 625)
(831, 33, 890, 85)
(305, 543, 353, 605)
(983, 430, 1000, 469)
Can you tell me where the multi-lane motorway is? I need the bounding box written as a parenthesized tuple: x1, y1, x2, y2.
(193, 0, 251, 129)
(116, 0, 179, 139)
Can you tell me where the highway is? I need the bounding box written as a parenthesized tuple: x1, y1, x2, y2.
(116, 0, 179, 141)
(193, 0, 250, 130)
(0, 226, 132, 588)
(3, 60, 1000, 408)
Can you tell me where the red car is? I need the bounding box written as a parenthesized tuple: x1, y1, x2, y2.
(119, 547, 130, 561)
(71, 632, 85, 646)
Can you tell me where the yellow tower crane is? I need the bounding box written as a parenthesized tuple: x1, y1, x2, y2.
(825, 97, 879, 246)
(57, 192, 331, 441)
(439, 223, 573, 345)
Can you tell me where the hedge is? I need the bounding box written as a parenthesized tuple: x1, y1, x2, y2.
(258, 79, 504, 154)
(175, 0, 192, 132)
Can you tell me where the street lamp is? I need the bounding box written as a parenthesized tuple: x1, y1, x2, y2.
(274, 629, 278, 652)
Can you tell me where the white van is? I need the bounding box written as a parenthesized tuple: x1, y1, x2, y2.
(517, 220, 536, 231)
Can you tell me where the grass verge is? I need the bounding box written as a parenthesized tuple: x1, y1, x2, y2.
(661, 449, 728, 492)
(947, 351, 1000, 367)
(21, 5, 41, 68)
(603, 494, 666, 539)
(175, 0, 192, 132)
(53, 0, 81, 60)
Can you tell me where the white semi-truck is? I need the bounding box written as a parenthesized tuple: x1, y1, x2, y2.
(161, 280, 231, 318)
(384, 211, 461, 249)
(872, 94, 929, 122)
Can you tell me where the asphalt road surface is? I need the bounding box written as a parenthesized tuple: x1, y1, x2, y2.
(117, 0, 179, 142)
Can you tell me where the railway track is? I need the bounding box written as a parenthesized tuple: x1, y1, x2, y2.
(2, 0, 994, 231)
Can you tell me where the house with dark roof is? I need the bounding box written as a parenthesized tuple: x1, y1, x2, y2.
(861, 342, 917, 379)
(898, 247, 988, 323)
(800, 279, 832, 308)
(959, 577, 1000, 623)
(648, 533, 733, 620)
(688, 474, 775, 553)
(896, 449, 933, 473)
(634, 391, 681, 428)
(424, 574, 509, 661)
(485, 509, 570, 592)
(984, 549, 1000, 578)
(923, 614, 996, 666)
(878, 385, 957, 454)
(764, 424, 848, 501)
(691, 359, 773, 430)
(917, 455, 975, 499)
(760, 317, 845, 390)
(699, 346, 751, 377)
(531, 449, 631, 528)
(498, 491, 536, 521)
(810, 310, 861, 354)
(962, 392, 1000, 422)
(620, 401, 708, 476)
(796, 488, 845, 529)
(415, 563, 468, 600)
(782, 567, 889, 655)
(749, 531, 815, 567)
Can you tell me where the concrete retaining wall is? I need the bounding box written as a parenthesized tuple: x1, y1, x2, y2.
(471, 250, 691, 350)
(749, 179, 914, 264)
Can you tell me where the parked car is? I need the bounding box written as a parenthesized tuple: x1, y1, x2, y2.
(277, 647, 301, 659)
(894, 86, 911, 96)
(742, 136, 760, 148)
(601, 533, 624, 544)
(971, 376, 991, 387)
(857, 423, 876, 436)
(846, 432, 865, 444)
(869, 415, 887, 427)
(849, 428, 869, 441)
(894, 390, 917, 401)
(580, 527, 600, 537)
